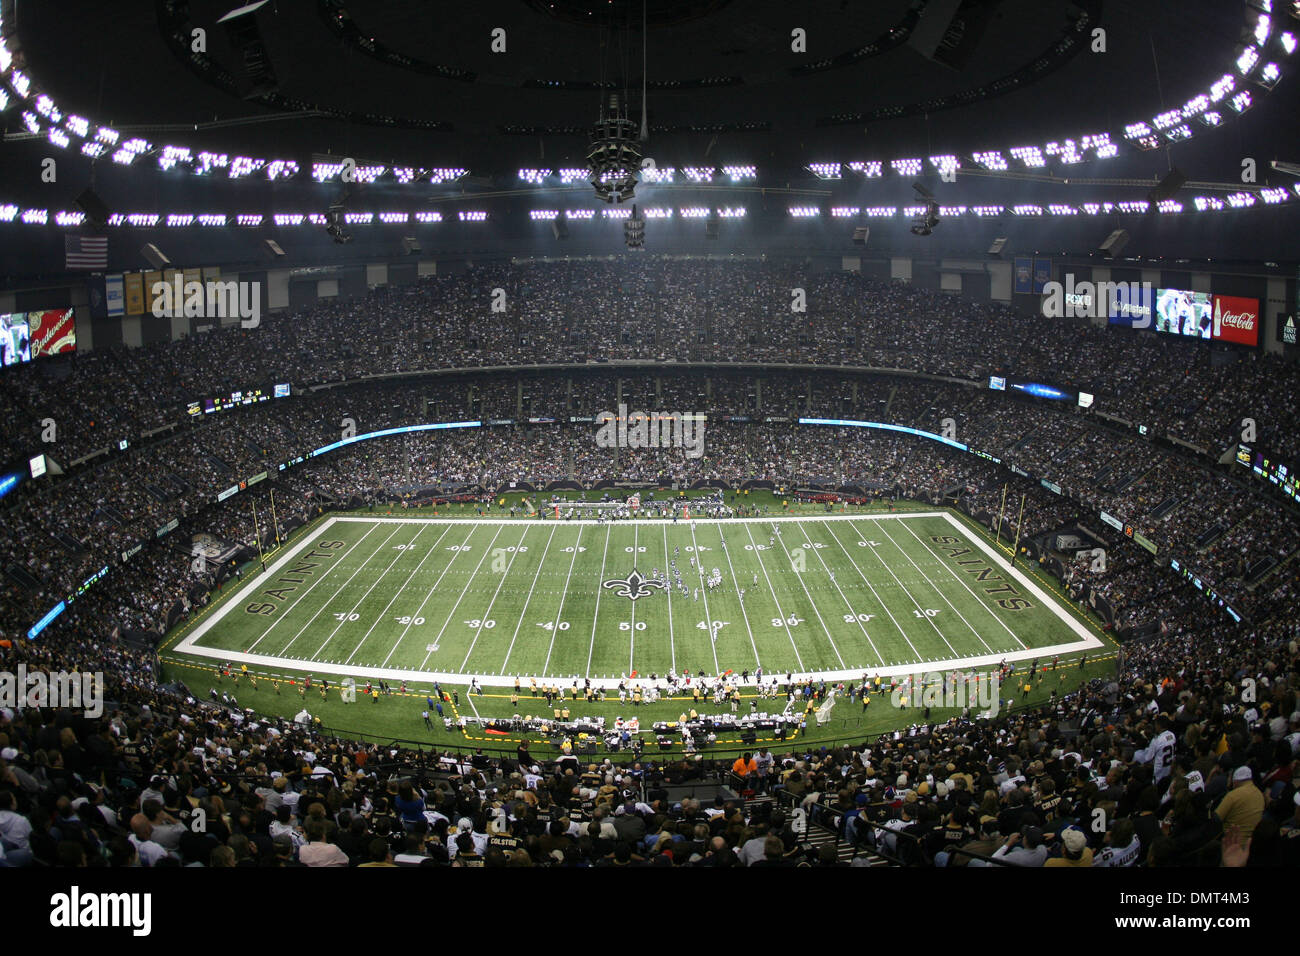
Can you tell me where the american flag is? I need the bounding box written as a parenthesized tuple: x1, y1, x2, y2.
(64, 234, 108, 270)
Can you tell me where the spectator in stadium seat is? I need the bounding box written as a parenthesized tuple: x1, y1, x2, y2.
(1044, 827, 1093, 867)
(1214, 766, 1265, 839)
(298, 820, 349, 867)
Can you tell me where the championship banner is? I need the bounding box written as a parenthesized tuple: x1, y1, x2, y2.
(1210, 294, 1259, 347)
(27, 309, 77, 356)
(1013, 257, 1033, 295)
(123, 273, 146, 315)
(85, 275, 107, 320)
(144, 271, 163, 313)
(1032, 258, 1052, 294)
(105, 274, 125, 317)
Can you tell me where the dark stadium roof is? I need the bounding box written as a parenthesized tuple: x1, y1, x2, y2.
(13, 0, 1292, 170)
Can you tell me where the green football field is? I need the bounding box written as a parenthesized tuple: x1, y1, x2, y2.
(172, 508, 1103, 687)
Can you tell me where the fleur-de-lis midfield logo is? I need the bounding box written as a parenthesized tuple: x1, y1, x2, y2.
(601, 569, 665, 603)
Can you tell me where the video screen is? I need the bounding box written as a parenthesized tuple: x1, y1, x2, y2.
(1154, 288, 1212, 338)
(0, 313, 32, 367)
(27, 308, 77, 356)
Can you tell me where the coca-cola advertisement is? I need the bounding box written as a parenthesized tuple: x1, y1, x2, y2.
(1211, 295, 1260, 347)
(27, 308, 78, 357)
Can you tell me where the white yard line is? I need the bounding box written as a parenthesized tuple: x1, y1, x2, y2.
(501, 523, 559, 674)
(246, 521, 382, 652)
(821, 520, 927, 664)
(688, 520, 722, 675)
(174, 512, 1102, 689)
(770, 527, 846, 669)
(419, 525, 505, 670)
(341, 523, 450, 665)
(740, 523, 804, 672)
(846, 518, 963, 661)
(629, 523, 638, 673)
(379, 525, 475, 668)
(585, 523, 614, 677)
(541, 525, 583, 677)
(800, 524, 885, 666)
(460, 525, 532, 671)
(310, 526, 428, 661)
(277, 524, 405, 657)
(716, 523, 762, 672)
(888, 517, 1026, 652)
(661, 523, 677, 675)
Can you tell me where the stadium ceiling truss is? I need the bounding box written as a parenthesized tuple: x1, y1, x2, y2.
(0, 3, 1294, 220)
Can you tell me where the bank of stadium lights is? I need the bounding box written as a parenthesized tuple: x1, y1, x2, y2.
(0, 205, 16, 222)
(720, 166, 756, 182)
(166, 214, 194, 228)
(377, 212, 409, 224)
(518, 168, 553, 184)
(1259, 186, 1290, 203)
(196, 214, 227, 227)
(47, 129, 69, 149)
(1281, 32, 1297, 54)
(972, 151, 1008, 170)
(1255, 62, 1282, 86)
(458, 211, 487, 222)
(20, 112, 38, 134)
(643, 207, 674, 219)
(788, 206, 820, 217)
(602, 208, 631, 219)
(274, 214, 304, 227)
(891, 158, 923, 177)
(1230, 89, 1254, 111)
(971, 205, 1004, 217)
(681, 167, 715, 183)
(640, 167, 675, 184)
(807, 163, 842, 180)
(679, 207, 710, 218)
(1008, 146, 1047, 168)
(567, 209, 595, 219)
(558, 168, 590, 184)
(863, 206, 898, 217)
(55, 212, 83, 227)
(413, 212, 443, 223)
(529, 210, 560, 221)
(1238, 45, 1262, 75)
(929, 156, 960, 177)
(20, 208, 46, 224)
(830, 207, 860, 218)
(847, 161, 884, 177)
(716, 206, 746, 218)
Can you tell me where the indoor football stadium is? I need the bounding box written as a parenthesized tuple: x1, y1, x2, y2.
(0, 0, 1298, 907)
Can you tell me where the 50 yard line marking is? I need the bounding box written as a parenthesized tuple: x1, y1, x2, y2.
(586, 523, 613, 677)
(501, 523, 558, 674)
(629, 522, 638, 673)
(380, 525, 474, 668)
(461, 525, 531, 671)
(420, 525, 505, 670)
(541, 525, 583, 677)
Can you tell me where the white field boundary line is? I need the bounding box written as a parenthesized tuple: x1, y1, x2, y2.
(891, 516, 1027, 652)
(323, 512, 950, 527)
(172, 513, 1103, 688)
(940, 511, 1100, 650)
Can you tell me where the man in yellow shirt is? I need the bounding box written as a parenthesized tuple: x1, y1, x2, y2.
(1215, 766, 1264, 838)
(1045, 828, 1094, 867)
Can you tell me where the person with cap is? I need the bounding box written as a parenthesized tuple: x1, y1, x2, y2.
(1044, 827, 1093, 867)
(1214, 765, 1264, 839)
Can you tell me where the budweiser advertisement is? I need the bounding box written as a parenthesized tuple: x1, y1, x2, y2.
(27, 308, 78, 357)
(1211, 295, 1260, 347)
